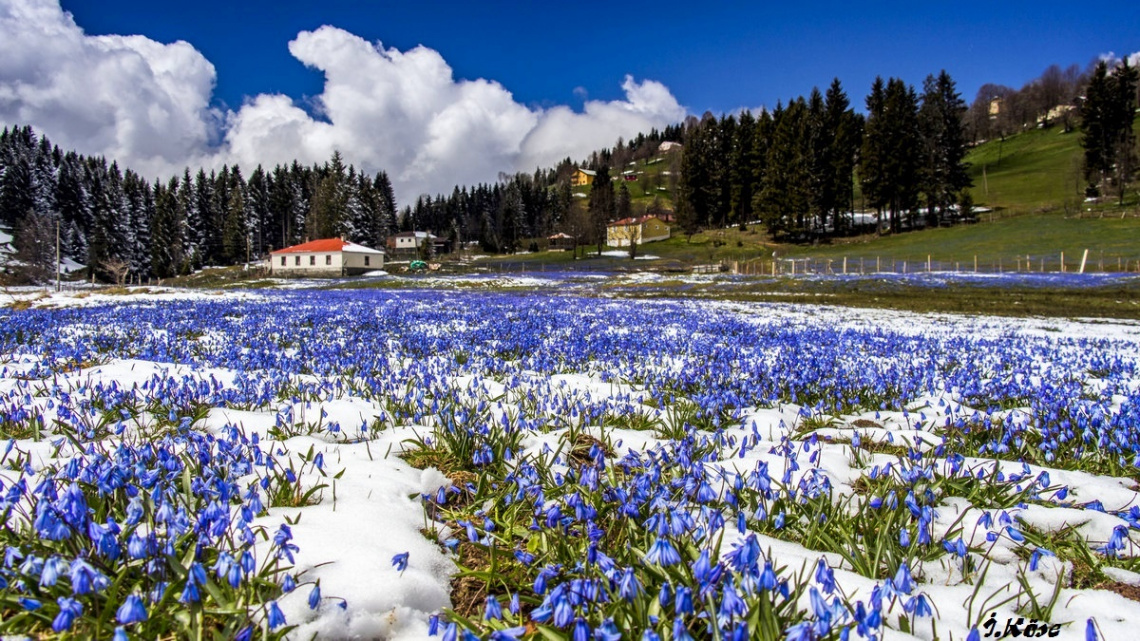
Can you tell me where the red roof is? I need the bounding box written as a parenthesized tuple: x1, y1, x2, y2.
(270, 238, 352, 254)
(607, 215, 662, 227)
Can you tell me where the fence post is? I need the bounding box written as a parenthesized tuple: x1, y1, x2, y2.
(1060, 251, 1065, 273)
(974, 255, 977, 273)
(927, 254, 931, 272)
(1079, 249, 1088, 274)
(843, 256, 847, 275)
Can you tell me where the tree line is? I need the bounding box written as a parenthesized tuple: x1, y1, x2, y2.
(0, 127, 398, 282)
(673, 72, 972, 242)
(2, 57, 1135, 282)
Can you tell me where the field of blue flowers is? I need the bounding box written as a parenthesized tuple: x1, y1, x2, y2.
(1, 288, 1139, 640)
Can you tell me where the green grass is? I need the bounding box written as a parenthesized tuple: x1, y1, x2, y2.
(965, 114, 1140, 214)
(793, 212, 1140, 268)
(966, 126, 1086, 213)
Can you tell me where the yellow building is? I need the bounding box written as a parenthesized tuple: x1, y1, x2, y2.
(571, 168, 596, 187)
(606, 216, 671, 247)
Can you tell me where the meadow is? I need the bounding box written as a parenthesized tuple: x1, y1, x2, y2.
(1, 288, 1139, 640)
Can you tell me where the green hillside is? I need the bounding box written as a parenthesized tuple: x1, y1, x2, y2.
(966, 125, 1084, 213)
(964, 114, 1140, 215)
(509, 116, 1140, 272)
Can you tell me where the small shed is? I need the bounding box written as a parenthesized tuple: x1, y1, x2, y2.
(547, 232, 576, 251)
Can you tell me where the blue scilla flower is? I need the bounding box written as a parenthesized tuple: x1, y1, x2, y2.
(489, 627, 528, 641)
(572, 617, 590, 641)
(179, 580, 201, 604)
(760, 562, 779, 590)
(672, 616, 695, 641)
(392, 552, 410, 572)
(70, 558, 108, 595)
(617, 567, 641, 601)
(594, 619, 623, 641)
(116, 594, 148, 624)
(674, 586, 694, 615)
(39, 556, 64, 587)
(815, 559, 836, 594)
(33, 506, 70, 541)
(726, 534, 761, 573)
(893, 563, 915, 594)
(53, 596, 83, 632)
(309, 583, 321, 609)
(719, 580, 747, 620)
(18, 597, 41, 610)
(644, 537, 681, 566)
(484, 595, 503, 621)
(266, 601, 287, 628)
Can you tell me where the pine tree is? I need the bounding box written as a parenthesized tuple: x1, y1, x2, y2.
(1081, 61, 1114, 197)
(918, 71, 972, 225)
(307, 152, 350, 240)
(247, 166, 271, 256)
(222, 166, 248, 264)
(860, 77, 888, 232)
(1108, 60, 1139, 204)
(758, 100, 810, 240)
(824, 79, 861, 235)
(730, 110, 759, 228)
(587, 165, 614, 255)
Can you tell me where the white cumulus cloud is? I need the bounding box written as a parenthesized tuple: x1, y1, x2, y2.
(0, 0, 687, 201)
(0, 0, 218, 168)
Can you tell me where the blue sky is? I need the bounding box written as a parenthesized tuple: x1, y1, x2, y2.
(3, 0, 1138, 199)
(59, 0, 1139, 114)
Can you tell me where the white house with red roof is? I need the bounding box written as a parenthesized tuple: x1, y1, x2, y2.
(268, 238, 385, 277)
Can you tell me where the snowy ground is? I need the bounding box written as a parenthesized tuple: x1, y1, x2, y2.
(2, 287, 1140, 639)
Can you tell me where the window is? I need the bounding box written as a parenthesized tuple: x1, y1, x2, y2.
(294, 256, 300, 266)
(280, 257, 286, 266)
(309, 255, 315, 266)
(364, 256, 370, 266)
(326, 255, 332, 265)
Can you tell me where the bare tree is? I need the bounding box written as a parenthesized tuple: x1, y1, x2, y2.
(14, 210, 56, 284)
(100, 257, 131, 286)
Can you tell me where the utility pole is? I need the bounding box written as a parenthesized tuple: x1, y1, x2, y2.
(56, 219, 61, 292)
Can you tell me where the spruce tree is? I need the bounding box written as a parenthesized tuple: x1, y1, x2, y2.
(587, 165, 614, 255)
(1081, 61, 1113, 197)
(860, 78, 888, 233)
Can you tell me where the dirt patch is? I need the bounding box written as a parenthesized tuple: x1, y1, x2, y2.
(1103, 581, 1140, 602)
(449, 542, 490, 618)
(851, 419, 883, 428)
(568, 433, 614, 467)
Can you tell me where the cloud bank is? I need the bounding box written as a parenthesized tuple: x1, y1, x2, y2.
(0, 0, 686, 200)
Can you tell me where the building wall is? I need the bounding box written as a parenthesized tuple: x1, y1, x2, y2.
(641, 219, 670, 242)
(571, 170, 595, 187)
(606, 218, 670, 247)
(342, 250, 383, 274)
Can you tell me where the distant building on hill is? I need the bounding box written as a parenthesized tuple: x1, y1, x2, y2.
(268, 238, 384, 277)
(658, 141, 682, 153)
(571, 168, 596, 187)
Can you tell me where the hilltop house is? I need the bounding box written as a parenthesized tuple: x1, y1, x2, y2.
(570, 168, 596, 187)
(268, 238, 384, 277)
(606, 216, 671, 247)
(386, 231, 451, 257)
